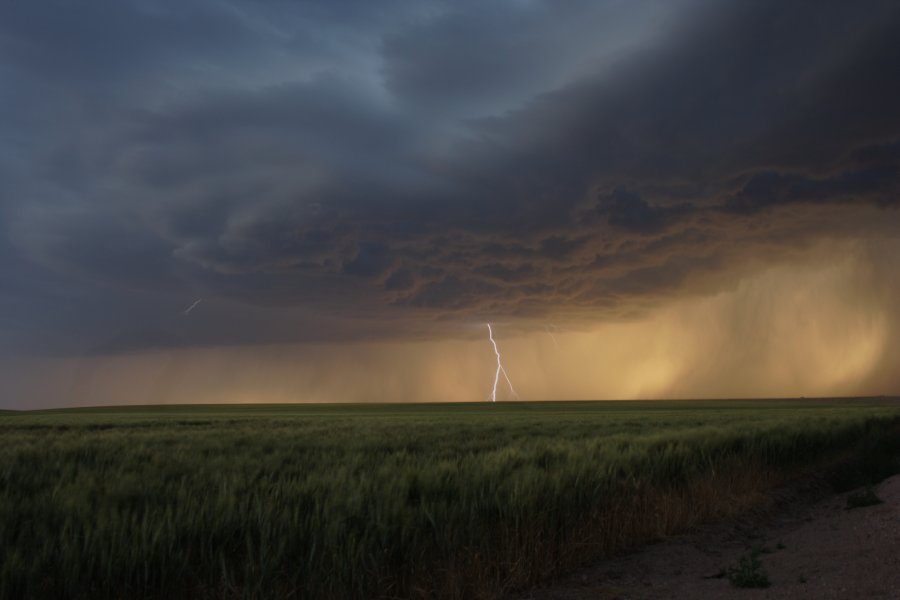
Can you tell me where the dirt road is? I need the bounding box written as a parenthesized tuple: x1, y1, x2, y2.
(525, 474, 900, 599)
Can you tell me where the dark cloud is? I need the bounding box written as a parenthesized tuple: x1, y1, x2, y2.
(599, 188, 694, 233)
(342, 241, 394, 278)
(382, 1, 684, 117)
(725, 141, 900, 214)
(539, 236, 588, 261)
(2, 0, 899, 357)
(384, 268, 416, 292)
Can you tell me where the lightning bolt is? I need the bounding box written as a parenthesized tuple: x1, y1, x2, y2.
(182, 298, 202, 316)
(486, 323, 518, 402)
(545, 324, 560, 348)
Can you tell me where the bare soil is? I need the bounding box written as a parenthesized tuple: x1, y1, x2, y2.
(524, 474, 900, 599)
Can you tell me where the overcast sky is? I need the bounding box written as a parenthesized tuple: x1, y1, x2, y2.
(2, 1, 900, 407)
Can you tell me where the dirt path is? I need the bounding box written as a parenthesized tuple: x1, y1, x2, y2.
(525, 474, 900, 599)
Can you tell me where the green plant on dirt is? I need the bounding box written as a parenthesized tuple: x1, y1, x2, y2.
(846, 486, 884, 509)
(726, 549, 771, 589)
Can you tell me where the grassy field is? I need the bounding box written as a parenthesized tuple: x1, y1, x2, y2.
(2, 399, 899, 599)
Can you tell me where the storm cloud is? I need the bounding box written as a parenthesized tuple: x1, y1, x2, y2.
(2, 1, 900, 405)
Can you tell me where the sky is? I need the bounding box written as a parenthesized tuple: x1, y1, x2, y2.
(2, 0, 900, 408)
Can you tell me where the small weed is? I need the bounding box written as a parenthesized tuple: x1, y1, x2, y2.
(846, 487, 884, 509)
(775, 541, 786, 550)
(798, 575, 807, 584)
(726, 550, 770, 589)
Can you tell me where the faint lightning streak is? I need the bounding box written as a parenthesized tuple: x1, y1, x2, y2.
(182, 298, 202, 316)
(486, 323, 518, 402)
(545, 325, 559, 348)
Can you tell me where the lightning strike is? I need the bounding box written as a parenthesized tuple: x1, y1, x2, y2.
(182, 298, 202, 316)
(486, 323, 518, 402)
(545, 324, 560, 348)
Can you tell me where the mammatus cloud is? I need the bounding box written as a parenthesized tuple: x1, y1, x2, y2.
(1, 1, 899, 405)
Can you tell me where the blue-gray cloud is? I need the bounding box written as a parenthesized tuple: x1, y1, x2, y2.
(2, 0, 899, 355)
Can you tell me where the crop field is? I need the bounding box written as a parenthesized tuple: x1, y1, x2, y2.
(2, 399, 900, 599)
